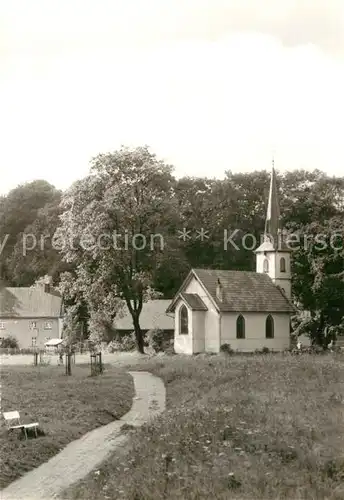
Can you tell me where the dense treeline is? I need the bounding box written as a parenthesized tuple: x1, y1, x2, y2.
(0, 146, 343, 350)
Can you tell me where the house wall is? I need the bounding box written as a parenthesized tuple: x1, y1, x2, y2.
(58, 318, 64, 338)
(220, 312, 290, 352)
(0, 318, 60, 349)
(297, 334, 311, 347)
(184, 277, 220, 353)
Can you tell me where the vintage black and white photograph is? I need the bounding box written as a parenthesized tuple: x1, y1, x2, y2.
(1, 1, 343, 499)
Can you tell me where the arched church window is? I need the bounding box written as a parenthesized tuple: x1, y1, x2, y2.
(263, 258, 269, 273)
(236, 314, 245, 339)
(265, 314, 274, 339)
(280, 257, 286, 273)
(179, 304, 189, 335)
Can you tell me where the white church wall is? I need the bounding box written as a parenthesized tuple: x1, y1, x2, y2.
(256, 251, 292, 298)
(185, 277, 220, 353)
(274, 253, 291, 279)
(273, 252, 292, 298)
(192, 310, 206, 353)
(221, 312, 290, 352)
(256, 251, 275, 274)
(174, 300, 193, 354)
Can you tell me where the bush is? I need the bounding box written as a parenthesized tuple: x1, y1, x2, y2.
(164, 344, 176, 356)
(220, 343, 234, 355)
(122, 334, 136, 351)
(107, 339, 122, 352)
(147, 329, 167, 353)
(0, 336, 19, 349)
(254, 347, 270, 354)
(108, 333, 136, 352)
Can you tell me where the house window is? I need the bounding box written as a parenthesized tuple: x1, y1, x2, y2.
(29, 321, 37, 330)
(263, 258, 269, 273)
(44, 321, 52, 330)
(31, 337, 37, 346)
(179, 305, 189, 334)
(0, 321, 5, 330)
(265, 314, 274, 339)
(236, 314, 245, 339)
(280, 257, 286, 273)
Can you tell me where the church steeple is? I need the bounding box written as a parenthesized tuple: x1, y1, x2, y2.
(255, 162, 292, 299)
(264, 163, 280, 246)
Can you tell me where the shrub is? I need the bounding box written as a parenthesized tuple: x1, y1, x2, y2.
(164, 344, 176, 356)
(147, 329, 167, 353)
(254, 347, 270, 354)
(0, 336, 19, 349)
(108, 333, 136, 352)
(220, 343, 234, 355)
(107, 339, 122, 352)
(122, 334, 136, 351)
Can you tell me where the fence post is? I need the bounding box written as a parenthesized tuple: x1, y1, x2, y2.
(90, 353, 95, 376)
(33, 351, 38, 366)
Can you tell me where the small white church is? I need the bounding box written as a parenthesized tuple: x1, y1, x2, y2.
(166, 167, 295, 354)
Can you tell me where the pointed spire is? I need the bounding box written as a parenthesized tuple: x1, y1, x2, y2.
(264, 162, 280, 246)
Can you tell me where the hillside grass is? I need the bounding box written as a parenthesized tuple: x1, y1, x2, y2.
(0, 364, 134, 489)
(64, 353, 344, 500)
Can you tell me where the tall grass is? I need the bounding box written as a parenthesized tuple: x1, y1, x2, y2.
(0, 365, 134, 488)
(65, 354, 344, 500)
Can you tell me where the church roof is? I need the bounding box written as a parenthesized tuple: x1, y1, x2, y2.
(179, 293, 208, 311)
(193, 269, 293, 312)
(167, 268, 294, 313)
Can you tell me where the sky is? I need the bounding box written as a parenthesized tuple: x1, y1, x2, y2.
(1, 0, 344, 195)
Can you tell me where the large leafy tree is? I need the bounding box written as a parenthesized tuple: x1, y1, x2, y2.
(7, 194, 68, 286)
(280, 170, 344, 345)
(292, 216, 344, 345)
(2, 166, 342, 349)
(56, 146, 182, 352)
(0, 180, 62, 285)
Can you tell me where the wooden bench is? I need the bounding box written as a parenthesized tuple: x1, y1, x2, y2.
(3, 411, 39, 439)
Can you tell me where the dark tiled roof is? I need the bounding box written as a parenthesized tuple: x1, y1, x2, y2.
(180, 293, 208, 311)
(193, 268, 294, 312)
(0, 287, 63, 318)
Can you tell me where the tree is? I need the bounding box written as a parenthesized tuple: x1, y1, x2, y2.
(56, 146, 182, 353)
(0, 180, 62, 285)
(280, 169, 344, 230)
(6, 194, 68, 286)
(292, 216, 344, 346)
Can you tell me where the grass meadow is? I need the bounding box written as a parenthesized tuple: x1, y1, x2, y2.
(64, 353, 344, 500)
(0, 364, 134, 489)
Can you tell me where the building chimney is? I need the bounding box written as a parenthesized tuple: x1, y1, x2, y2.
(216, 278, 224, 302)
